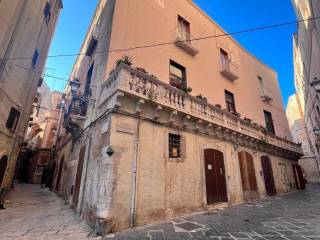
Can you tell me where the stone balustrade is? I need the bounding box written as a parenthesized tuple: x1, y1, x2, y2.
(99, 63, 302, 157)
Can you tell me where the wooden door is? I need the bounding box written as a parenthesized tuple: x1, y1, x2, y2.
(293, 165, 305, 190)
(261, 156, 276, 196)
(55, 157, 64, 192)
(72, 146, 86, 207)
(204, 149, 228, 205)
(238, 151, 258, 200)
(296, 165, 305, 189)
(0, 156, 8, 187)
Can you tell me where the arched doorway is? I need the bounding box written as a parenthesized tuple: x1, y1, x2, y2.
(55, 156, 64, 192)
(261, 156, 276, 196)
(238, 151, 258, 200)
(204, 149, 228, 205)
(0, 155, 8, 188)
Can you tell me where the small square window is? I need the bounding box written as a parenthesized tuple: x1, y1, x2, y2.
(44, 2, 51, 25)
(32, 50, 39, 69)
(6, 107, 21, 131)
(169, 133, 181, 158)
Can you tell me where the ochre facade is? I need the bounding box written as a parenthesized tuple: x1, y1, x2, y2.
(52, 0, 303, 234)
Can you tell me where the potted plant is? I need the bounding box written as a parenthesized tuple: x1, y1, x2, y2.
(215, 104, 222, 108)
(182, 87, 192, 94)
(196, 94, 208, 102)
(116, 55, 133, 67)
(136, 67, 148, 74)
(244, 117, 252, 123)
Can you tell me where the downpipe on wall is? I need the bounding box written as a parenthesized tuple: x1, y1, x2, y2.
(130, 118, 141, 227)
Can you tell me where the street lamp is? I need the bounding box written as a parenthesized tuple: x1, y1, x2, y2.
(69, 79, 80, 95)
(310, 77, 320, 93)
(313, 127, 320, 136)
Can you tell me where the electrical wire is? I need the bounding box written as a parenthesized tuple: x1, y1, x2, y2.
(2, 15, 320, 61)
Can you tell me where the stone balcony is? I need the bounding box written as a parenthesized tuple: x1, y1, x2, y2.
(98, 64, 303, 160)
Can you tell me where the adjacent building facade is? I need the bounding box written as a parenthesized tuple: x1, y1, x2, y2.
(0, 1, 62, 193)
(53, 0, 303, 234)
(286, 94, 319, 182)
(290, 0, 320, 178)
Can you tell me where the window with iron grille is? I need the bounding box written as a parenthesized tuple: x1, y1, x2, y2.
(169, 60, 186, 90)
(6, 107, 21, 131)
(44, 2, 51, 25)
(169, 133, 181, 158)
(225, 90, 236, 113)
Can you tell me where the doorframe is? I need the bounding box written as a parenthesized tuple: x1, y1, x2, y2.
(200, 143, 229, 208)
(0, 149, 9, 189)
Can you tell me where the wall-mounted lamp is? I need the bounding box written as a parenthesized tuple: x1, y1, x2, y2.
(69, 79, 80, 95)
(310, 77, 320, 93)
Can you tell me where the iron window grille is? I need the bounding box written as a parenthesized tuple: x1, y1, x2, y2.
(169, 133, 181, 158)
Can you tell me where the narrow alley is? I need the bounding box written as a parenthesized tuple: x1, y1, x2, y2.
(0, 184, 99, 240)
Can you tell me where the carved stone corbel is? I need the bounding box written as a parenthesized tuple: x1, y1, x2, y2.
(182, 115, 190, 128)
(195, 119, 203, 131)
(154, 105, 163, 120)
(205, 123, 213, 134)
(169, 110, 178, 124)
(135, 99, 145, 114)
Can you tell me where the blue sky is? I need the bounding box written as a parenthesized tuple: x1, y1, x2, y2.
(45, 0, 297, 106)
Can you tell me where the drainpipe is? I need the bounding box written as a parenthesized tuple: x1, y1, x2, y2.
(79, 134, 92, 214)
(130, 118, 141, 227)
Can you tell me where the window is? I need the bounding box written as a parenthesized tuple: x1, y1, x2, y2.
(169, 133, 181, 158)
(32, 50, 39, 69)
(44, 2, 51, 25)
(169, 60, 186, 90)
(6, 107, 21, 131)
(85, 37, 98, 57)
(264, 110, 275, 134)
(220, 49, 230, 71)
(225, 90, 236, 113)
(177, 15, 191, 44)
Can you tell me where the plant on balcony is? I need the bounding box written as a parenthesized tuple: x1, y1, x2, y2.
(196, 94, 207, 102)
(230, 111, 241, 117)
(116, 55, 133, 67)
(260, 135, 269, 149)
(244, 117, 252, 123)
(136, 67, 149, 74)
(150, 74, 158, 79)
(215, 104, 222, 108)
(182, 87, 192, 94)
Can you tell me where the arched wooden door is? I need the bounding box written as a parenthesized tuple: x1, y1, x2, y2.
(261, 156, 276, 196)
(0, 155, 8, 187)
(55, 157, 64, 192)
(204, 149, 228, 204)
(238, 151, 258, 200)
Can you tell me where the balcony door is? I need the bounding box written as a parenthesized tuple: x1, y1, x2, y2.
(0, 155, 8, 188)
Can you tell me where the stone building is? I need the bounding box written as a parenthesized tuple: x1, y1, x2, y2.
(0, 1, 62, 193)
(286, 94, 320, 183)
(53, 0, 303, 234)
(290, 0, 320, 177)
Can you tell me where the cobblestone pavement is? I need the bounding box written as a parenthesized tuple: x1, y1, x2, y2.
(0, 184, 100, 240)
(1, 184, 320, 240)
(104, 184, 320, 240)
